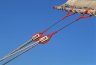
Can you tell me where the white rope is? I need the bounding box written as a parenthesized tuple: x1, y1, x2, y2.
(2, 41, 39, 65)
(0, 41, 38, 62)
(0, 39, 32, 62)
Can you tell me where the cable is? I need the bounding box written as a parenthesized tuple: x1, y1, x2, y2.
(51, 14, 92, 35)
(0, 12, 74, 63)
(0, 41, 39, 63)
(2, 42, 39, 65)
(0, 39, 32, 62)
(0, 0, 93, 64)
(42, 12, 74, 33)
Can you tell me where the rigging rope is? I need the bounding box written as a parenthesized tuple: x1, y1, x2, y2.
(0, 0, 93, 64)
(0, 12, 74, 63)
(0, 39, 32, 62)
(0, 14, 92, 65)
(2, 42, 39, 65)
(42, 12, 74, 33)
(49, 14, 92, 36)
(0, 41, 39, 63)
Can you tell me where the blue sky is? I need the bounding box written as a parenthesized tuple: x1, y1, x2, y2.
(0, 0, 96, 65)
